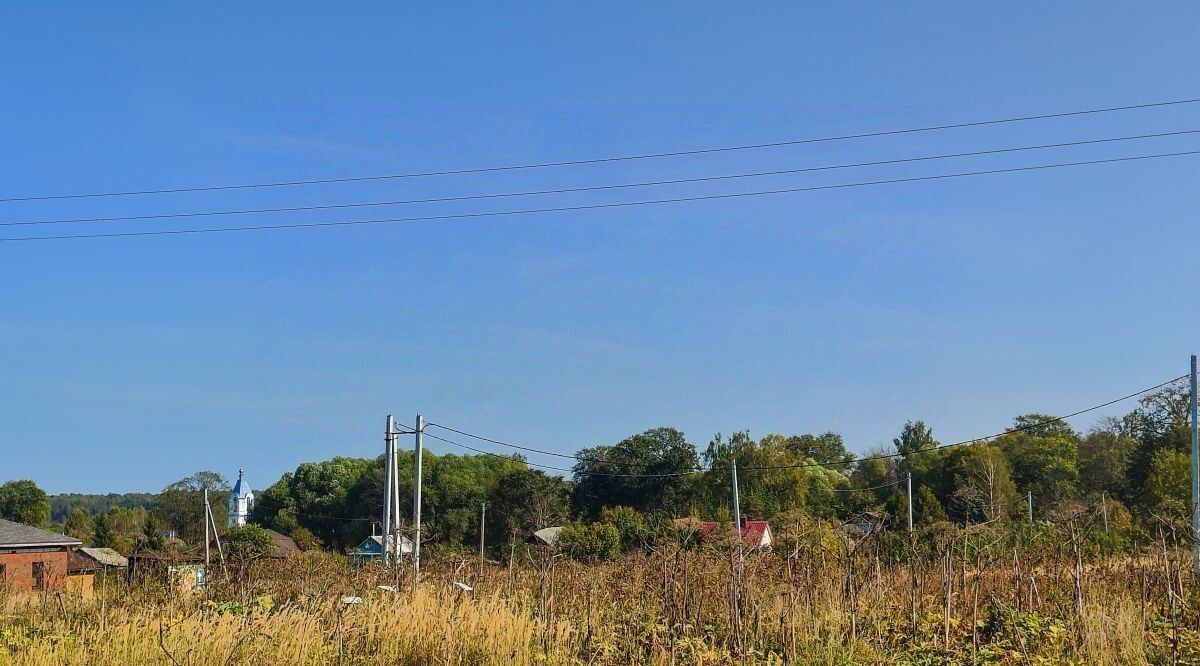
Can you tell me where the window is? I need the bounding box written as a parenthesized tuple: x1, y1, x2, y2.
(32, 561, 45, 591)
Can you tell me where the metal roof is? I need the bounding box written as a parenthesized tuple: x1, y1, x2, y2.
(0, 518, 81, 548)
(78, 547, 129, 568)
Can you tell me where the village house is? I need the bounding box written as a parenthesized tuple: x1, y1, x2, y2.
(672, 518, 773, 549)
(0, 518, 82, 593)
(349, 533, 413, 567)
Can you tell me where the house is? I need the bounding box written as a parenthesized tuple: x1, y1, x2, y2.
(349, 534, 413, 567)
(672, 518, 773, 549)
(0, 518, 81, 593)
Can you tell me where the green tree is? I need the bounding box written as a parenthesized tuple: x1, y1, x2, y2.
(1123, 385, 1191, 508)
(223, 523, 275, 559)
(786, 432, 854, 472)
(941, 444, 1017, 523)
(571, 428, 699, 519)
(253, 457, 373, 549)
(912, 485, 949, 525)
(894, 420, 938, 456)
(486, 468, 570, 553)
(1144, 449, 1190, 518)
(701, 432, 810, 520)
(63, 507, 95, 543)
(92, 512, 114, 549)
(0, 479, 50, 526)
(995, 415, 1079, 514)
(153, 471, 230, 546)
(1078, 420, 1136, 501)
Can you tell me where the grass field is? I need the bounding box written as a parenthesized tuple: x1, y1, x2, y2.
(2, 521, 1197, 665)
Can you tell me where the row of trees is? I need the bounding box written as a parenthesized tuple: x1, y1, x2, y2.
(4, 384, 1194, 557)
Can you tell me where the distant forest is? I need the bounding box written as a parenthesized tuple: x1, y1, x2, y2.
(48, 493, 157, 522)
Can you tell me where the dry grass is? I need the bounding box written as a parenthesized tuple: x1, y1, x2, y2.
(2, 527, 1197, 665)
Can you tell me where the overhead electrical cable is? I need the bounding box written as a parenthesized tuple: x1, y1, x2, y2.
(426, 373, 1186, 475)
(8, 128, 1198, 229)
(4, 149, 1197, 243)
(2, 97, 1196, 203)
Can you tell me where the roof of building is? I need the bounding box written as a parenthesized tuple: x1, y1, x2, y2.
(528, 526, 563, 547)
(351, 534, 413, 555)
(264, 529, 300, 558)
(77, 547, 129, 568)
(0, 518, 81, 548)
(672, 518, 771, 546)
(68, 550, 99, 573)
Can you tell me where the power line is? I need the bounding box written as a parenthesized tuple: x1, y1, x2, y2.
(424, 431, 696, 478)
(5, 149, 1198, 243)
(829, 478, 904, 493)
(3, 97, 1197, 204)
(426, 373, 1186, 475)
(10, 128, 1198, 229)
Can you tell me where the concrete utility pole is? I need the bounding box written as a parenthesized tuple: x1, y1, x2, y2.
(413, 413, 425, 581)
(731, 459, 742, 534)
(906, 473, 914, 533)
(1027, 491, 1033, 523)
(204, 488, 211, 567)
(383, 415, 394, 563)
(1191, 354, 1199, 575)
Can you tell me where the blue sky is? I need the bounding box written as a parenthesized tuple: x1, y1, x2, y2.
(2, 4, 1197, 494)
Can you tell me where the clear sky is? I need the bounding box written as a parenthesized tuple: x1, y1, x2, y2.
(2, 4, 1197, 494)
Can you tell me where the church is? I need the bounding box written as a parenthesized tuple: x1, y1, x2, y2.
(228, 468, 254, 527)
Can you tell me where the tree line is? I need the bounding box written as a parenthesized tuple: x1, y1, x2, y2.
(2, 384, 1193, 557)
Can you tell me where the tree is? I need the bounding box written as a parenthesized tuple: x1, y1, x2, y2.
(1078, 419, 1136, 501)
(941, 444, 1017, 523)
(1144, 449, 1190, 518)
(0, 479, 50, 526)
(63, 507, 95, 543)
(1123, 385, 1191, 507)
(153, 471, 230, 546)
(912, 486, 949, 525)
(557, 522, 621, 562)
(995, 414, 1079, 513)
(786, 432, 854, 472)
(571, 428, 699, 519)
(92, 512, 114, 549)
(254, 457, 374, 549)
(894, 420, 938, 456)
(223, 523, 275, 559)
(486, 468, 570, 552)
(700, 432, 810, 520)
(598, 506, 649, 552)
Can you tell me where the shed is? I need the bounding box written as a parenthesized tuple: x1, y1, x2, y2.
(66, 550, 99, 598)
(349, 534, 412, 567)
(128, 551, 206, 592)
(672, 519, 772, 549)
(0, 518, 81, 593)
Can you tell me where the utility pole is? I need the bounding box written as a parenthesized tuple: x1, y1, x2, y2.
(906, 473, 914, 533)
(413, 413, 424, 582)
(204, 488, 211, 567)
(1026, 491, 1033, 523)
(479, 502, 487, 579)
(383, 415, 394, 564)
(731, 459, 742, 535)
(1191, 354, 1199, 575)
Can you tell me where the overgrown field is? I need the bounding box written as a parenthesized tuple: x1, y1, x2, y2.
(3, 519, 1200, 665)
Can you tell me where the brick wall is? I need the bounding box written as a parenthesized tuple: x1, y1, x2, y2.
(0, 549, 70, 593)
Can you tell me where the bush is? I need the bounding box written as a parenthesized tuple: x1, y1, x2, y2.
(557, 522, 621, 561)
